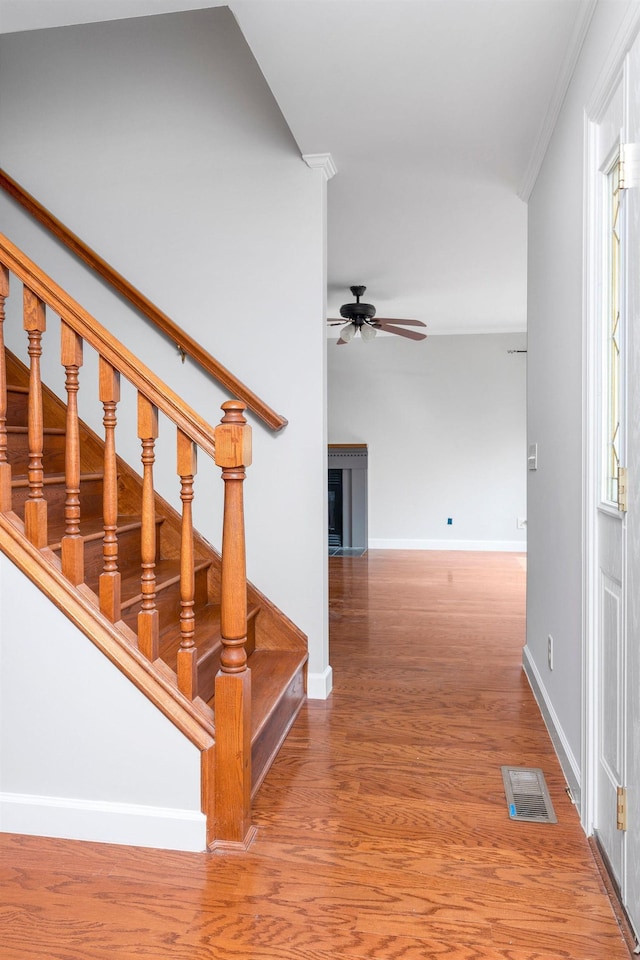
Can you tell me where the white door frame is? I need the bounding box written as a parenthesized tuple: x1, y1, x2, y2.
(582, 72, 627, 840)
(582, 104, 600, 838)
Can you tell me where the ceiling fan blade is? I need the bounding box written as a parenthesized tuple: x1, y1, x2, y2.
(336, 337, 349, 345)
(328, 320, 347, 326)
(379, 325, 427, 341)
(373, 317, 426, 327)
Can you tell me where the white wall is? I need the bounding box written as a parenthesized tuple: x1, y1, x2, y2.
(525, 0, 631, 800)
(0, 555, 206, 850)
(0, 8, 330, 693)
(327, 333, 527, 550)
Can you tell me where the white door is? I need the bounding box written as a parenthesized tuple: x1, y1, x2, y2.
(590, 81, 628, 896)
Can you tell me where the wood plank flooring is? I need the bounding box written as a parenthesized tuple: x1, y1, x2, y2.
(0, 550, 631, 959)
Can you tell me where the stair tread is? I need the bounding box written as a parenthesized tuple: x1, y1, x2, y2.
(7, 425, 66, 435)
(11, 471, 103, 487)
(250, 650, 307, 738)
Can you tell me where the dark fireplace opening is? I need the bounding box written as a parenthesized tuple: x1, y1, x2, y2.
(328, 445, 368, 556)
(328, 469, 343, 548)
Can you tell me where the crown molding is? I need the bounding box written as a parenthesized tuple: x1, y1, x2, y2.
(587, 0, 640, 121)
(302, 153, 337, 180)
(518, 0, 598, 201)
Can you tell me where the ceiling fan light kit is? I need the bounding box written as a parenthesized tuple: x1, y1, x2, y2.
(329, 285, 427, 344)
(360, 322, 377, 341)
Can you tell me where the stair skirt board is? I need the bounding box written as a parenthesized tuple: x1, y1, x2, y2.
(0, 793, 207, 852)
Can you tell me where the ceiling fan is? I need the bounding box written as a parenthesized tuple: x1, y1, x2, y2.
(328, 285, 427, 344)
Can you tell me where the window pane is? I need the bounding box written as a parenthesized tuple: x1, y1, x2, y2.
(604, 158, 621, 506)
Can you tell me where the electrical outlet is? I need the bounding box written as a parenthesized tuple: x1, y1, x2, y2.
(548, 634, 554, 671)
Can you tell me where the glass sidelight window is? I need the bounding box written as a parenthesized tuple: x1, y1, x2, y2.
(603, 154, 623, 507)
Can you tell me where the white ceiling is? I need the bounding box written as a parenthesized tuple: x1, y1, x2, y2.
(0, 0, 594, 335)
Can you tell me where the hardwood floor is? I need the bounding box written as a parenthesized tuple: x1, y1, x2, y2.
(0, 551, 631, 959)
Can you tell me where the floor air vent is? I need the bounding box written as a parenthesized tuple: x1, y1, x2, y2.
(501, 766, 557, 823)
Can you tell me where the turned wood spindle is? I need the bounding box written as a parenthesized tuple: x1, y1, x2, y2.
(99, 358, 121, 622)
(177, 428, 198, 700)
(0, 265, 10, 511)
(61, 323, 84, 585)
(137, 393, 159, 660)
(23, 288, 47, 548)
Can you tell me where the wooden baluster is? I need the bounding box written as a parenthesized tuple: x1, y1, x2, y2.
(0, 265, 10, 512)
(60, 322, 84, 584)
(213, 400, 254, 845)
(177, 428, 197, 699)
(137, 393, 159, 660)
(99, 358, 121, 621)
(23, 288, 47, 548)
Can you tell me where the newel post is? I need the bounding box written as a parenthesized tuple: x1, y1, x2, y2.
(213, 400, 255, 846)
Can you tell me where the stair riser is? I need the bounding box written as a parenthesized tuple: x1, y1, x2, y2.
(80, 521, 163, 589)
(8, 431, 66, 474)
(7, 388, 29, 427)
(121, 566, 210, 634)
(49, 521, 163, 589)
(196, 614, 257, 700)
(10, 478, 105, 522)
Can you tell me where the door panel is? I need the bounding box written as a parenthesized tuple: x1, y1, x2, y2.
(596, 515, 625, 886)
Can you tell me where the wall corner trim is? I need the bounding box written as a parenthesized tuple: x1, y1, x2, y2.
(307, 666, 333, 700)
(302, 153, 337, 180)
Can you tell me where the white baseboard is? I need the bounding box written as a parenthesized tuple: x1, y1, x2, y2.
(0, 792, 207, 852)
(307, 666, 333, 700)
(368, 538, 527, 552)
(522, 645, 582, 806)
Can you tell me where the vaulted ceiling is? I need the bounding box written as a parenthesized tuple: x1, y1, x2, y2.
(0, 0, 593, 334)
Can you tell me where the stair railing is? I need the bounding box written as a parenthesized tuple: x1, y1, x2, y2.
(0, 233, 253, 847)
(0, 168, 287, 432)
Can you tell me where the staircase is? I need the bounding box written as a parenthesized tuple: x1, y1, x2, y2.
(0, 234, 307, 850)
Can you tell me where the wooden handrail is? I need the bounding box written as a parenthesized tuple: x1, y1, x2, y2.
(0, 168, 287, 432)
